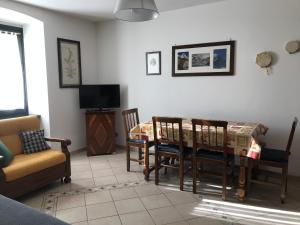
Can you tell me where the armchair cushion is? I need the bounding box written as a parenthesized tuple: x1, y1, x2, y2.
(0, 141, 14, 167)
(3, 149, 66, 182)
(20, 130, 50, 154)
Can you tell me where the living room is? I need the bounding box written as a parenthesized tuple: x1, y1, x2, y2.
(0, 0, 299, 225)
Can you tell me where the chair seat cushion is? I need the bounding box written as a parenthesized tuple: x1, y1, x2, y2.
(260, 147, 288, 163)
(3, 149, 66, 182)
(158, 144, 192, 156)
(196, 149, 233, 161)
(128, 139, 154, 145)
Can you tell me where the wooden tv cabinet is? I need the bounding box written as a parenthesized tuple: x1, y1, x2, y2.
(85, 111, 116, 156)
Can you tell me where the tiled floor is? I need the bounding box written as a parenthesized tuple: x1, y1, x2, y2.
(17, 148, 300, 225)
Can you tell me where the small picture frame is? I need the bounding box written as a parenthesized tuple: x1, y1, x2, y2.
(146, 51, 161, 75)
(57, 38, 82, 88)
(172, 41, 235, 77)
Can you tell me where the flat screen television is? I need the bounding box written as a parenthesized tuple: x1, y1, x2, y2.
(79, 85, 120, 109)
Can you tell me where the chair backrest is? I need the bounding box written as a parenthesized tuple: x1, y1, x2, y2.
(286, 117, 298, 156)
(191, 119, 228, 157)
(122, 108, 140, 141)
(152, 116, 184, 152)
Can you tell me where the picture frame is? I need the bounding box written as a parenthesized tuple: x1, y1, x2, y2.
(172, 41, 235, 77)
(146, 51, 161, 75)
(57, 38, 82, 88)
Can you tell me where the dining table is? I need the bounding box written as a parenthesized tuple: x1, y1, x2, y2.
(129, 119, 268, 201)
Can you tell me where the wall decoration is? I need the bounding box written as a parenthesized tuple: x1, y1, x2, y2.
(256, 51, 272, 75)
(146, 51, 161, 75)
(172, 41, 235, 77)
(57, 38, 82, 88)
(285, 41, 299, 54)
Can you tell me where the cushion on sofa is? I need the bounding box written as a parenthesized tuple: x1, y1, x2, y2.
(0, 115, 40, 155)
(20, 130, 50, 154)
(0, 141, 14, 167)
(3, 149, 66, 182)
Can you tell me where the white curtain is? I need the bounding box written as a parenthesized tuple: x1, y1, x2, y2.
(0, 32, 25, 110)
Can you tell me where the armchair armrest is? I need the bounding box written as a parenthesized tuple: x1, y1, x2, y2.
(44, 137, 71, 146)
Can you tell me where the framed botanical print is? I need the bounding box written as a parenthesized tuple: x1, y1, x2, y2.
(146, 51, 161, 75)
(57, 38, 82, 88)
(172, 41, 235, 77)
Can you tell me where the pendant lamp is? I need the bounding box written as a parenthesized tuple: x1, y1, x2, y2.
(113, 0, 159, 22)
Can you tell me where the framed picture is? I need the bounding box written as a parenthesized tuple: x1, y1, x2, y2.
(146, 51, 161, 75)
(172, 41, 235, 77)
(57, 38, 82, 88)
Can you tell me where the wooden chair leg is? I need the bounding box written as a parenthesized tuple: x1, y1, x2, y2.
(179, 156, 184, 191)
(164, 157, 170, 175)
(144, 144, 149, 181)
(285, 167, 288, 194)
(222, 164, 227, 201)
(138, 147, 143, 165)
(281, 166, 288, 204)
(192, 158, 197, 194)
(155, 152, 159, 185)
(126, 145, 130, 172)
(247, 158, 253, 194)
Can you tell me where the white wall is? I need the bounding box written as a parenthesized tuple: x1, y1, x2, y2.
(0, 0, 99, 150)
(96, 0, 300, 176)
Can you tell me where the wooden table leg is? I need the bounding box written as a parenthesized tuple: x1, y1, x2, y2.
(237, 150, 247, 202)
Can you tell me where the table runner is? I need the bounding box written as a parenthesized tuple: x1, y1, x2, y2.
(129, 120, 268, 159)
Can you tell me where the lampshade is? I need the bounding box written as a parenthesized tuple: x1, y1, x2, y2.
(113, 0, 159, 22)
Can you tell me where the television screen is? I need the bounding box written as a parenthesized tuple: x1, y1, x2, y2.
(79, 85, 120, 109)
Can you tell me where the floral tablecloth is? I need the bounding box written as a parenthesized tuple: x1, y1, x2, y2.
(129, 120, 268, 159)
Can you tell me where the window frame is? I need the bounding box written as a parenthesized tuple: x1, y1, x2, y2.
(0, 24, 28, 119)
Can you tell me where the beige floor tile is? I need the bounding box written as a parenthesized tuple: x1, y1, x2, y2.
(110, 187, 138, 201)
(72, 221, 89, 225)
(90, 161, 111, 170)
(88, 216, 121, 225)
(115, 173, 139, 183)
(71, 159, 90, 166)
(141, 194, 172, 210)
(135, 184, 162, 197)
(72, 164, 92, 173)
(92, 168, 114, 178)
(70, 179, 95, 190)
(109, 161, 126, 168)
(18, 190, 44, 209)
(166, 221, 189, 225)
(120, 211, 155, 225)
(188, 217, 231, 225)
(85, 190, 112, 205)
(86, 202, 117, 220)
(112, 167, 129, 175)
(57, 194, 85, 210)
(148, 206, 184, 225)
(94, 176, 118, 186)
(115, 197, 145, 214)
(72, 171, 93, 180)
(165, 191, 198, 205)
(175, 202, 202, 220)
(56, 206, 87, 224)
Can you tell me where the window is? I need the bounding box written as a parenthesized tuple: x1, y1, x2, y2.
(0, 24, 28, 119)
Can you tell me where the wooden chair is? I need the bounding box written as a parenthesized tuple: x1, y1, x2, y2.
(152, 116, 192, 191)
(247, 117, 298, 203)
(192, 119, 232, 200)
(122, 108, 154, 180)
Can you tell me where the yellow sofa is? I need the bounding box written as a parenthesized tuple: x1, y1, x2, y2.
(0, 115, 71, 198)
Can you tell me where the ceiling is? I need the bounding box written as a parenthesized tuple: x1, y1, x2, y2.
(13, 0, 225, 22)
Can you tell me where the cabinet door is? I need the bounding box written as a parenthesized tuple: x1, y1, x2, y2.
(86, 112, 115, 155)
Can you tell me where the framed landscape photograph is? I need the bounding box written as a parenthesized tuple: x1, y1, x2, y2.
(172, 41, 235, 77)
(146, 51, 161, 75)
(57, 38, 82, 88)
